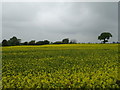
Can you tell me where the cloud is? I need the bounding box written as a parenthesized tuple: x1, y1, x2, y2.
(2, 2, 118, 42)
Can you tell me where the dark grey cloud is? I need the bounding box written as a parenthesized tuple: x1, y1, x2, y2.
(2, 2, 118, 43)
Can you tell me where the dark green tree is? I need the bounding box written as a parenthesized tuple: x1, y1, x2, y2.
(23, 42, 28, 45)
(2, 39, 8, 46)
(36, 41, 44, 45)
(98, 32, 112, 43)
(8, 36, 21, 46)
(29, 40, 35, 45)
(62, 38, 69, 44)
(43, 40, 50, 45)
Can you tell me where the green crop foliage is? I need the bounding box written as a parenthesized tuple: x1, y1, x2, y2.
(2, 44, 120, 89)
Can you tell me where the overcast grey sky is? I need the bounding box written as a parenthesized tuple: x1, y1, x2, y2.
(2, 2, 118, 43)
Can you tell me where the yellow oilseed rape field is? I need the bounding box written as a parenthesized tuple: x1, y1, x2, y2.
(2, 44, 120, 89)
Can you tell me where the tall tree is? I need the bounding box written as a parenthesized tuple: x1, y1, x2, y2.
(98, 32, 112, 43)
(62, 38, 69, 44)
(43, 40, 50, 45)
(29, 40, 35, 45)
(36, 41, 44, 45)
(2, 39, 8, 46)
(8, 36, 20, 46)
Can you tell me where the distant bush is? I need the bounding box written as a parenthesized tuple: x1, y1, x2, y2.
(53, 41, 63, 44)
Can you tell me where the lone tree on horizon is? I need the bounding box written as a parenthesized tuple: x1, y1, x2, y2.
(98, 32, 112, 43)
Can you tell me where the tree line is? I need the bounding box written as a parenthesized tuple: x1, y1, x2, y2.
(2, 32, 119, 46)
(2, 36, 77, 46)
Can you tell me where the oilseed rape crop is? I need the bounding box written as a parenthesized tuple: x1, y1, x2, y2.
(2, 44, 120, 89)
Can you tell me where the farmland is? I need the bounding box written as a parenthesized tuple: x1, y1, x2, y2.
(2, 44, 119, 88)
